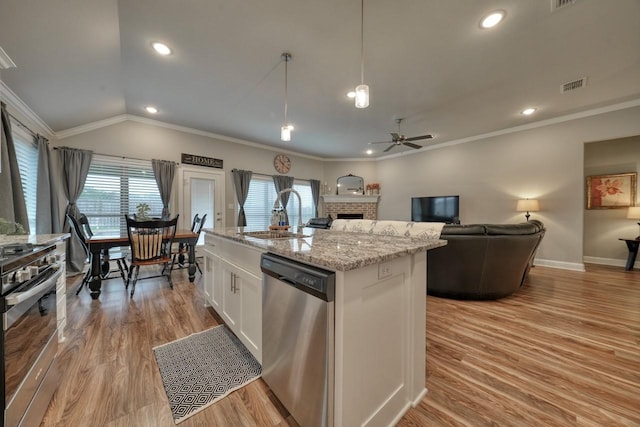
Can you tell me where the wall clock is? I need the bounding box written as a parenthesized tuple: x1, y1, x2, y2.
(274, 154, 291, 174)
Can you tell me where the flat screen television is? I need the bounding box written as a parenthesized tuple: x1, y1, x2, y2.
(411, 195, 460, 223)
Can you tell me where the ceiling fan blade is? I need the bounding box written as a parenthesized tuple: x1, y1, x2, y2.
(403, 142, 423, 149)
(383, 144, 396, 153)
(390, 132, 400, 141)
(404, 134, 433, 142)
(369, 140, 393, 145)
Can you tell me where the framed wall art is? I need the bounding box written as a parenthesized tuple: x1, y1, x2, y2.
(586, 172, 637, 209)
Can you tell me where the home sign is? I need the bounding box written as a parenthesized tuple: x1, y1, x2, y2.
(181, 153, 223, 169)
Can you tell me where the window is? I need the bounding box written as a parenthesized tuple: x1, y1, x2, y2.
(77, 155, 163, 236)
(13, 130, 38, 234)
(241, 177, 315, 229)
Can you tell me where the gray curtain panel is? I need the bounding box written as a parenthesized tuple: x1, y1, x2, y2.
(59, 146, 93, 273)
(232, 169, 252, 226)
(272, 175, 294, 224)
(310, 179, 321, 217)
(152, 159, 176, 218)
(0, 102, 30, 233)
(36, 135, 61, 234)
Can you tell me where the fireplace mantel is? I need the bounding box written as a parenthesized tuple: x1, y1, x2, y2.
(322, 195, 380, 203)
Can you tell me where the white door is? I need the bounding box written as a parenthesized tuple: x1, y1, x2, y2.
(179, 167, 225, 240)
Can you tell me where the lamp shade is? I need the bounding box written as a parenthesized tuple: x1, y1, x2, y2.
(627, 206, 640, 219)
(516, 199, 539, 212)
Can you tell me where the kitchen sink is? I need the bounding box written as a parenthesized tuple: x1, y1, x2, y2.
(241, 230, 310, 239)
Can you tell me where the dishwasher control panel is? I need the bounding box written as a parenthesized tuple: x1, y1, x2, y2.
(261, 253, 335, 302)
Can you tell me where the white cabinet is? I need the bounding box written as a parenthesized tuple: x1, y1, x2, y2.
(202, 239, 263, 362)
(202, 246, 221, 311)
(55, 240, 67, 343)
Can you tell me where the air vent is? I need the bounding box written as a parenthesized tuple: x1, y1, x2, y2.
(561, 77, 587, 93)
(551, 0, 578, 11)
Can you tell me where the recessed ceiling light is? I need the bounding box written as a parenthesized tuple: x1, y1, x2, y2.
(366, 149, 373, 155)
(521, 107, 536, 115)
(152, 42, 172, 56)
(481, 11, 505, 29)
(347, 91, 356, 99)
(145, 106, 158, 114)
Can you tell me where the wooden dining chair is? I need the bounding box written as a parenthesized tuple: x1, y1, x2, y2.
(67, 214, 129, 295)
(78, 213, 129, 283)
(171, 213, 207, 274)
(125, 215, 179, 297)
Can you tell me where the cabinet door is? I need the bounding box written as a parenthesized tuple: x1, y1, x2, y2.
(201, 247, 219, 310)
(235, 267, 262, 362)
(210, 254, 222, 311)
(221, 262, 241, 329)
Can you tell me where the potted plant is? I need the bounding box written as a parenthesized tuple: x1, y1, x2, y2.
(0, 218, 26, 235)
(135, 203, 151, 220)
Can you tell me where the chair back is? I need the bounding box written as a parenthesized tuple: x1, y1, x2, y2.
(195, 214, 207, 235)
(190, 214, 200, 232)
(125, 215, 179, 263)
(66, 214, 90, 257)
(78, 213, 95, 238)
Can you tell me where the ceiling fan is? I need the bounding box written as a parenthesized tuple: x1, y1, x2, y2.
(370, 119, 433, 153)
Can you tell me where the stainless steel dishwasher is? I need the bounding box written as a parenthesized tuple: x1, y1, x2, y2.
(260, 253, 335, 427)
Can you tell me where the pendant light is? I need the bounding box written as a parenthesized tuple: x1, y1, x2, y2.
(281, 52, 294, 141)
(355, 0, 369, 108)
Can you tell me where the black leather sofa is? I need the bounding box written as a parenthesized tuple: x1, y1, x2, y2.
(427, 220, 545, 300)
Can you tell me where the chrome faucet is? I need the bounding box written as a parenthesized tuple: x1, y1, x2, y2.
(273, 188, 303, 228)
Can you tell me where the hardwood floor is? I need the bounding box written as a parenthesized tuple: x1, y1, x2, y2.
(41, 264, 640, 426)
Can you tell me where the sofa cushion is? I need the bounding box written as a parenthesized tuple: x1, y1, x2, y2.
(485, 223, 539, 235)
(370, 220, 445, 239)
(441, 224, 486, 235)
(330, 219, 376, 233)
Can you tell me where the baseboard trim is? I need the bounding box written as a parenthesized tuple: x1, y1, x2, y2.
(582, 256, 627, 267)
(534, 258, 586, 272)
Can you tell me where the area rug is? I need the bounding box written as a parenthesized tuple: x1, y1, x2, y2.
(153, 325, 262, 424)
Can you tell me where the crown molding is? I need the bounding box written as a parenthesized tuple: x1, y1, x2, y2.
(378, 97, 640, 161)
(54, 114, 129, 139)
(56, 113, 326, 161)
(0, 47, 16, 69)
(0, 80, 55, 137)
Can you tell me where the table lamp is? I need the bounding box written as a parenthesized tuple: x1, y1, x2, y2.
(626, 206, 640, 239)
(516, 199, 539, 221)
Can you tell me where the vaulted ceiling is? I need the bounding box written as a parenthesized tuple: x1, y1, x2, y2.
(1, 0, 639, 158)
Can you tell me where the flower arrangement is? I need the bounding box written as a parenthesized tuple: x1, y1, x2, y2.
(0, 218, 27, 235)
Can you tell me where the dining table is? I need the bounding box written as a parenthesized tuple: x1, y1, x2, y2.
(86, 229, 198, 299)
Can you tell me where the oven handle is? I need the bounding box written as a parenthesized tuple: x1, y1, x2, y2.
(5, 266, 62, 306)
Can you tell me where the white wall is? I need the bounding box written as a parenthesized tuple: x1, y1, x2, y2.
(375, 106, 640, 268)
(54, 119, 325, 227)
(584, 135, 640, 265)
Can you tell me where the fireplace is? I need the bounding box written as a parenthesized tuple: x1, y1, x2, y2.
(337, 213, 364, 219)
(322, 195, 379, 220)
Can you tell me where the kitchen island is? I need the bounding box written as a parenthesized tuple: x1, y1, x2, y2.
(202, 226, 445, 427)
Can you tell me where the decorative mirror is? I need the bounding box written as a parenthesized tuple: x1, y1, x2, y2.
(336, 174, 364, 195)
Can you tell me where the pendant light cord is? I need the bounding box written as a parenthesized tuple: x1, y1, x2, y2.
(283, 52, 290, 124)
(360, 0, 365, 85)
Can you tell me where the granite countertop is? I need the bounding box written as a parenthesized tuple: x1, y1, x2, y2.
(204, 227, 446, 271)
(0, 233, 70, 247)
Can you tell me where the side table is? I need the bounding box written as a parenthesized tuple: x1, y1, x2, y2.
(619, 238, 640, 271)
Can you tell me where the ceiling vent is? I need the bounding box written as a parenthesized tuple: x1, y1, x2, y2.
(561, 77, 587, 93)
(551, 0, 579, 11)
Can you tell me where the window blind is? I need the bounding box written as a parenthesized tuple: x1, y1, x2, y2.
(241, 176, 314, 229)
(77, 155, 163, 236)
(13, 135, 38, 234)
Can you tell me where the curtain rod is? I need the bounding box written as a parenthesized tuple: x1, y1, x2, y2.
(8, 113, 40, 139)
(232, 169, 316, 183)
(53, 147, 154, 163)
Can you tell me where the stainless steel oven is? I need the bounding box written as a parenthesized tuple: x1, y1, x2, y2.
(1, 244, 62, 427)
